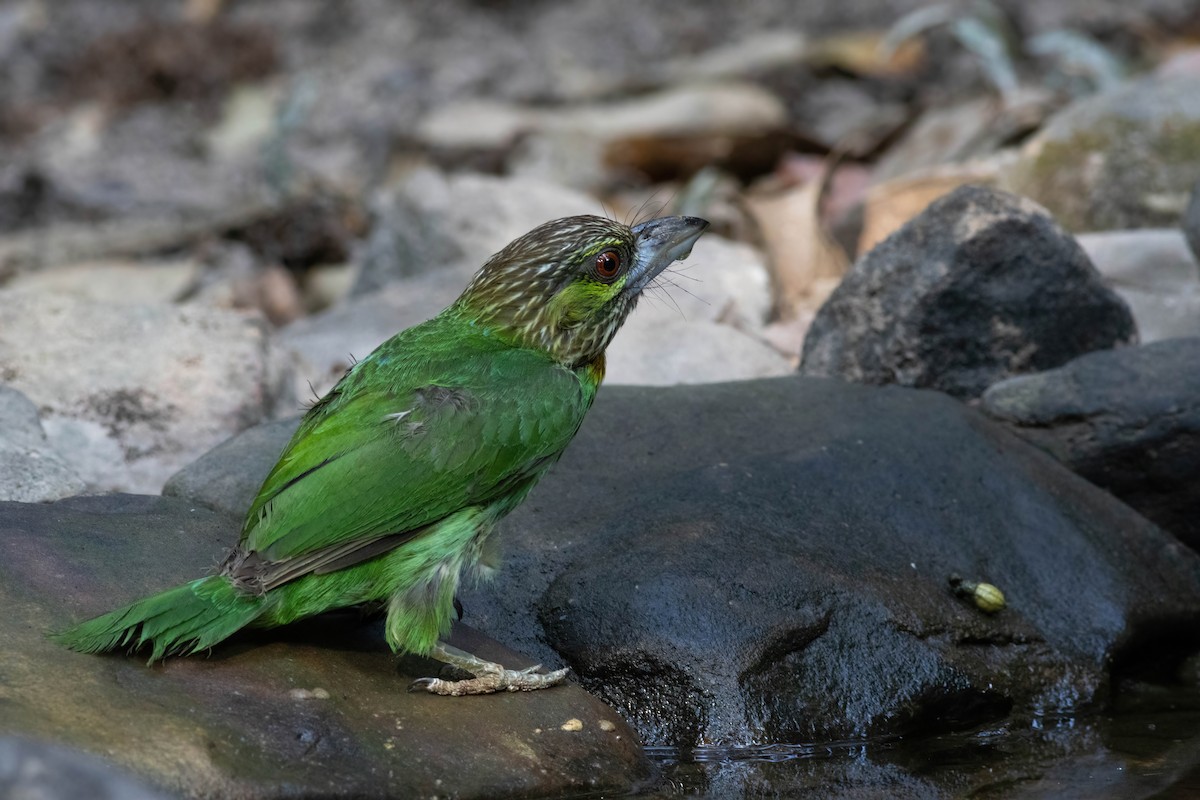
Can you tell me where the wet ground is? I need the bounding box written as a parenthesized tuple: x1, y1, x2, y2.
(633, 685, 1200, 798)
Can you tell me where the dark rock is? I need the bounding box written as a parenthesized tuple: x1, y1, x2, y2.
(981, 338, 1200, 549)
(0, 736, 171, 800)
(473, 377, 1200, 745)
(2, 494, 649, 799)
(168, 376, 1200, 752)
(1185, 180, 1200, 263)
(799, 185, 1137, 398)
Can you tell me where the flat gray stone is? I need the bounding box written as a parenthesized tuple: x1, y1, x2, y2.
(279, 271, 463, 397)
(162, 416, 298, 517)
(0, 384, 85, 502)
(0, 290, 298, 494)
(1077, 229, 1200, 341)
(1077, 229, 1200, 292)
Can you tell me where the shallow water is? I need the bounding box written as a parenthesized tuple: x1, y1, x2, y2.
(633, 685, 1200, 798)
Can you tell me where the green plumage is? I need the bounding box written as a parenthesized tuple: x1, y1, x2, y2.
(55, 214, 707, 679)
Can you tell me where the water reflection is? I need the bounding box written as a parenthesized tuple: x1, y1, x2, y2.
(638, 688, 1200, 798)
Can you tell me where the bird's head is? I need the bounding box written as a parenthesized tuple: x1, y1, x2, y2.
(455, 214, 709, 368)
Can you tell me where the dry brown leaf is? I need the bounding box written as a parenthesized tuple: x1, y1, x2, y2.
(745, 164, 850, 322)
(185, 0, 227, 23)
(807, 30, 926, 77)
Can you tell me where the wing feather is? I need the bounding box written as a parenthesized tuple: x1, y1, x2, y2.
(237, 316, 592, 573)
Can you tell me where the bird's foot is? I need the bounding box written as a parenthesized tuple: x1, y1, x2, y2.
(410, 663, 569, 695)
(408, 641, 568, 696)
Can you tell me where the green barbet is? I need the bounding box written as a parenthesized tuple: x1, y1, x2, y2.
(56, 214, 708, 695)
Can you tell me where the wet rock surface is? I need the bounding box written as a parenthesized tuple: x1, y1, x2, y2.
(981, 337, 1200, 550)
(799, 186, 1136, 398)
(168, 376, 1200, 752)
(0, 494, 649, 800)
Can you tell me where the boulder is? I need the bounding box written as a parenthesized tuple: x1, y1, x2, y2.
(0, 290, 298, 494)
(1004, 75, 1200, 231)
(0, 384, 86, 502)
(0, 494, 649, 800)
(799, 186, 1137, 398)
(166, 376, 1200, 750)
(981, 338, 1200, 549)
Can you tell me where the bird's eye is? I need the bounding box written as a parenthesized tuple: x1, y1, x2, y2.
(594, 249, 621, 280)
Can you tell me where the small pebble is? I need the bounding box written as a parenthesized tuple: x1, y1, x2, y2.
(561, 718, 584, 731)
(598, 719, 616, 732)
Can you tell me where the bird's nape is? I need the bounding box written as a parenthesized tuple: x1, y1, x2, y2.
(454, 214, 709, 368)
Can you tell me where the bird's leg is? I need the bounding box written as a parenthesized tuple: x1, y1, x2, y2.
(409, 641, 569, 696)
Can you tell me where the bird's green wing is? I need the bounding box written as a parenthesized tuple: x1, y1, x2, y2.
(234, 321, 592, 586)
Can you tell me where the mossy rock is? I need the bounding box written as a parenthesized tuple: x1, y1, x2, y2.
(1005, 76, 1200, 231)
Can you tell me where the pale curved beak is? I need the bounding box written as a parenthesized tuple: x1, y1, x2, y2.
(628, 216, 709, 295)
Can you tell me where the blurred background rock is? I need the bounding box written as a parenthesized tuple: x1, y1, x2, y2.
(0, 0, 1197, 496)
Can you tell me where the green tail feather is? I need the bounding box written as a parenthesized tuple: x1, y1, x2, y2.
(54, 576, 266, 663)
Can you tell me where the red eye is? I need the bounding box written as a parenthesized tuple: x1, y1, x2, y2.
(594, 250, 621, 279)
